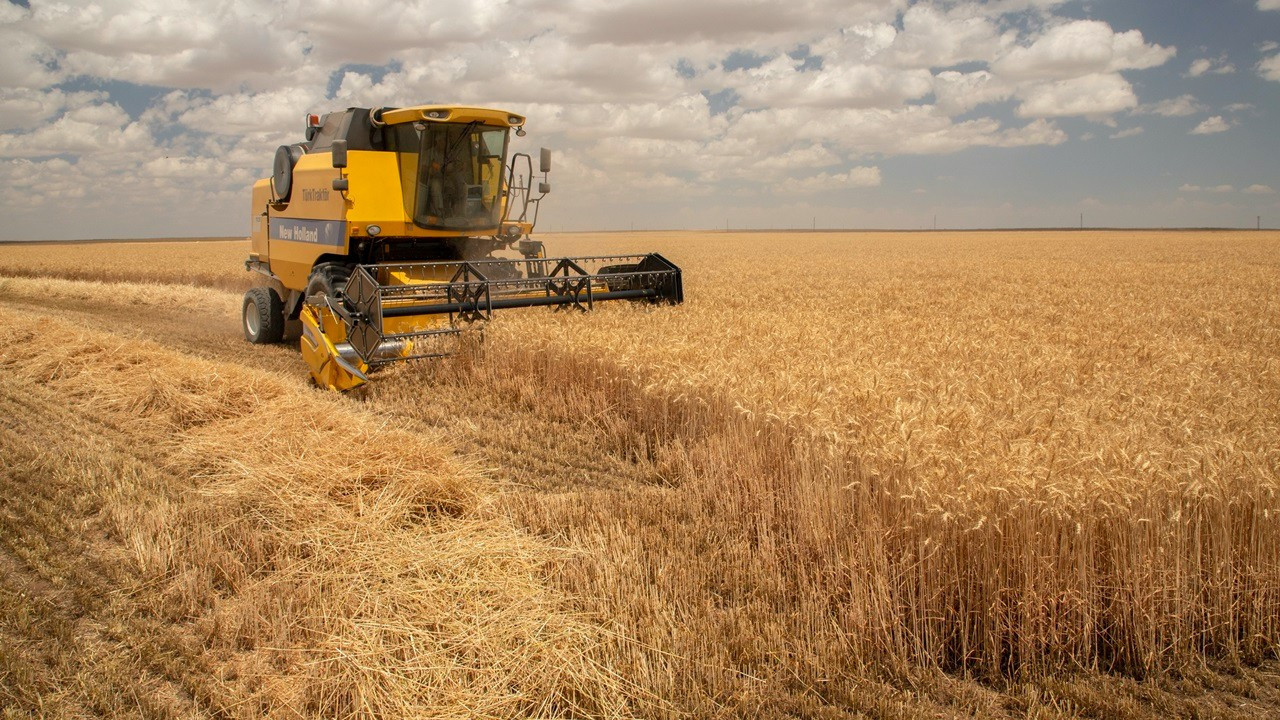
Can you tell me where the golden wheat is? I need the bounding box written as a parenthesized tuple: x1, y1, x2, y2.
(378, 230, 1280, 713)
(0, 238, 248, 291)
(2, 230, 1278, 718)
(0, 304, 626, 718)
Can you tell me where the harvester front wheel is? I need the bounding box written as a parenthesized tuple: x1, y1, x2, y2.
(305, 263, 352, 303)
(242, 287, 285, 344)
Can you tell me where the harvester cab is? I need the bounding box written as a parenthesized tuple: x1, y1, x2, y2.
(242, 105, 682, 391)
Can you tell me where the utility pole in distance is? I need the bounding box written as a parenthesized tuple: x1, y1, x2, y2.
(1080, 213, 1084, 230)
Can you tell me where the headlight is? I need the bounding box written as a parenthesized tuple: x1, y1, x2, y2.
(367, 225, 381, 236)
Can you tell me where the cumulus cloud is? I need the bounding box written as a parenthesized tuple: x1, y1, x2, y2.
(1190, 116, 1232, 135)
(777, 166, 881, 194)
(1110, 127, 1143, 139)
(1179, 184, 1234, 193)
(932, 70, 1014, 114)
(1133, 94, 1205, 117)
(0, 0, 1238, 237)
(730, 58, 933, 109)
(1243, 184, 1276, 194)
(991, 20, 1174, 81)
(1260, 53, 1280, 82)
(24, 0, 313, 93)
(1259, 0, 1280, 10)
(0, 88, 110, 132)
(0, 23, 63, 89)
(0, 114, 152, 159)
(1015, 73, 1138, 119)
(176, 87, 327, 136)
(733, 106, 1064, 159)
(1187, 56, 1236, 77)
(568, 0, 901, 46)
(882, 4, 1010, 69)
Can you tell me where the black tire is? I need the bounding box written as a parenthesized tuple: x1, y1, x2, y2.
(271, 143, 305, 202)
(305, 263, 353, 303)
(243, 287, 285, 344)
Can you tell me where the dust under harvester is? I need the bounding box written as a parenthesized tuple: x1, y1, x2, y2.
(242, 105, 682, 390)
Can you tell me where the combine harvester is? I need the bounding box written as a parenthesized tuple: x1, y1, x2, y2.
(242, 105, 682, 390)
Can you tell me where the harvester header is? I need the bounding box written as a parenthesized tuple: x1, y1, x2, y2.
(241, 104, 682, 390)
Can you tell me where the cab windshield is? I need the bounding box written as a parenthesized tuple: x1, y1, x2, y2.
(414, 122, 508, 230)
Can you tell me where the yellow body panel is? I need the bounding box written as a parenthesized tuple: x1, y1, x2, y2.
(249, 180, 270, 261)
(260, 148, 523, 292)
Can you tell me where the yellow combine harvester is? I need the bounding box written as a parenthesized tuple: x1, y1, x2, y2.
(242, 105, 682, 390)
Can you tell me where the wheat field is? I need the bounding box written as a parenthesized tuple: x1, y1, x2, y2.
(1, 230, 1278, 718)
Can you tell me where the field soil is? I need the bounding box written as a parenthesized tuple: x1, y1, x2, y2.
(2, 230, 1278, 719)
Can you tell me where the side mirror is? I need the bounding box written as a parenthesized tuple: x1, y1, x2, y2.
(539, 182, 551, 194)
(331, 139, 347, 169)
(333, 178, 349, 191)
(539, 147, 551, 173)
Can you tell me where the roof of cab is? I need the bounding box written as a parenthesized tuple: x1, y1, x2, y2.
(378, 106, 524, 127)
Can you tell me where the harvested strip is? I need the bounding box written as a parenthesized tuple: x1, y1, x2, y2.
(0, 306, 626, 718)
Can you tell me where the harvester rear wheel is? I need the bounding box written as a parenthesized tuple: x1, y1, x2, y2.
(242, 286, 285, 344)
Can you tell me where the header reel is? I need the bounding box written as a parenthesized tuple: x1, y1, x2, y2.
(300, 253, 682, 390)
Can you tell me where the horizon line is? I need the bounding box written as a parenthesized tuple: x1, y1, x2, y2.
(0, 226, 1274, 244)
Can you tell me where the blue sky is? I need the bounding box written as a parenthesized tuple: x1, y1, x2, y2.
(0, 0, 1277, 239)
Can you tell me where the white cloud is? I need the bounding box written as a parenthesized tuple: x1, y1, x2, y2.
(750, 144, 844, 173)
(1015, 73, 1137, 119)
(1133, 94, 1205, 117)
(26, 0, 313, 93)
(0, 88, 111, 132)
(175, 86, 327, 136)
(1259, 54, 1280, 82)
(1179, 183, 1234, 193)
(1190, 116, 1232, 135)
(730, 55, 933, 109)
(1259, 0, 1280, 10)
(1243, 184, 1276, 194)
(0, 0, 1258, 237)
(932, 70, 1014, 114)
(732, 106, 1064, 159)
(1110, 127, 1143, 139)
(1187, 56, 1236, 77)
(883, 4, 1010, 69)
(0, 114, 152, 159)
(567, 0, 902, 46)
(777, 166, 881, 194)
(995, 118, 1069, 147)
(992, 20, 1175, 81)
(0, 25, 63, 89)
